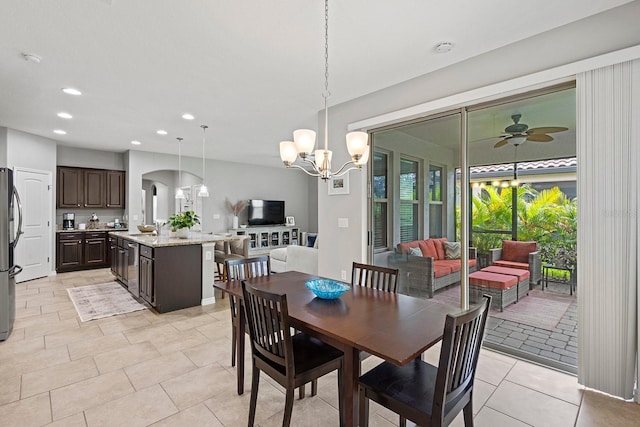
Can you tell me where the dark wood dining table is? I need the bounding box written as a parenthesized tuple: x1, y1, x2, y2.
(213, 270, 458, 427)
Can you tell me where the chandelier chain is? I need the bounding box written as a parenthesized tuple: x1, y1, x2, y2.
(323, 0, 330, 99)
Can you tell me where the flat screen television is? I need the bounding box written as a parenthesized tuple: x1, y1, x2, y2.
(248, 200, 285, 226)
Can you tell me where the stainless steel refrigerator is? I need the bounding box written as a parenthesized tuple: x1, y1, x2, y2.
(0, 168, 23, 341)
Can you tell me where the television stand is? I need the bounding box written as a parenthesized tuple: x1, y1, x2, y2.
(229, 225, 300, 256)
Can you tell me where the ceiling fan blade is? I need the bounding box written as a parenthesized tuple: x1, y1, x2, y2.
(494, 138, 510, 148)
(528, 126, 568, 134)
(526, 133, 554, 142)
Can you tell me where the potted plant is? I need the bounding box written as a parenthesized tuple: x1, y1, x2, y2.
(167, 210, 200, 239)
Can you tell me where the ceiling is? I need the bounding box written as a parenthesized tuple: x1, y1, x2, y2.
(0, 0, 635, 167)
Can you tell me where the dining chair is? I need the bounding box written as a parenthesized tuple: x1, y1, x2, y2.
(351, 262, 400, 368)
(358, 295, 491, 427)
(241, 281, 345, 427)
(225, 256, 271, 371)
(351, 262, 399, 293)
(226, 256, 315, 398)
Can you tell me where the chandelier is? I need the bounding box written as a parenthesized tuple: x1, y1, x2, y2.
(279, 0, 369, 180)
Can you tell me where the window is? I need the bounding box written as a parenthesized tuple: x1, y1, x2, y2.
(429, 164, 444, 237)
(373, 151, 389, 250)
(400, 158, 419, 242)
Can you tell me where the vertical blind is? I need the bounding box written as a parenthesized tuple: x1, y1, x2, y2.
(399, 158, 418, 242)
(577, 59, 640, 401)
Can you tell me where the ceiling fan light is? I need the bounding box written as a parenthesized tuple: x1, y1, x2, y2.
(510, 136, 527, 146)
(293, 129, 316, 154)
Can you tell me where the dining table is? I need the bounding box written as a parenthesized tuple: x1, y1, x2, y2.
(213, 270, 459, 427)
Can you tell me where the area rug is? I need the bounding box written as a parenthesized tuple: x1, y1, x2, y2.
(67, 282, 147, 322)
(432, 286, 575, 331)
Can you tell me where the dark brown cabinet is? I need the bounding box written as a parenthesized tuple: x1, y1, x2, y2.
(83, 169, 105, 208)
(139, 245, 155, 306)
(56, 166, 126, 209)
(57, 167, 84, 208)
(57, 232, 84, 269)
(56, 231, 108, 272)
(109, 236, 118, 276)
(106, 170, 125, 208)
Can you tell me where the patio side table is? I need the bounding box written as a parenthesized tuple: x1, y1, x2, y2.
(542, 263, 574, 295)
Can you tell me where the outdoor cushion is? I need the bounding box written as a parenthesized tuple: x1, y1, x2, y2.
(418, 239, 438, 259)
(501, 240, 537, 263)
(397, 241, 420, 254)
(482, 265, 530, 280)
(444, 241, 461, 259)
(432, 237, 448, 260)
(433, 264, 453, 278)
(469, 271, 518, 290)
(493, 260, 529, 270)
(438, 259, 463, 273)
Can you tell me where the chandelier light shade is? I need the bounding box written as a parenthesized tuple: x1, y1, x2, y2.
(279, 0, 369, 180)
(175, 137, 185, 200)
(198, 125, 209, 198)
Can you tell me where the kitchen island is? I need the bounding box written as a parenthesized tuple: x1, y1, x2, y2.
(109, 230, 236, 313)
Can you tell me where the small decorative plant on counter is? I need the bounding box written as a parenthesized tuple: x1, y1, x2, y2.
(167, 210, 200, 238)
(225, 199, 247, 229)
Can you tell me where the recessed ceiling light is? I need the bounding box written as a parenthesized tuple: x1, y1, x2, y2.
(53, 129, 67, 135)
(157, 130, 168, 135)
(57, 112, 73, 119)
(182, 113, 195, 120)
(131, 140, 141, 145)
(434, 41, 454, 53)
(62, 88, 82, 96)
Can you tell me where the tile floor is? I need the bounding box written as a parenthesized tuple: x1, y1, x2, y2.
(1, 269, 639, 426)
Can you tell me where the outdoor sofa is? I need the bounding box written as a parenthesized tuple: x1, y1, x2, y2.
(388, 237, 477, 298)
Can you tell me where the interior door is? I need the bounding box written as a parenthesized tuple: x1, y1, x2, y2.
(15, 168, 52, 282)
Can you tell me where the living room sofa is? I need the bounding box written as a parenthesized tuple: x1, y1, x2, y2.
(270, 245, 318, 275)
(388, 237, 477, 298)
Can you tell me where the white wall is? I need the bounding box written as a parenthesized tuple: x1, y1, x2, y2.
(3, 128, 58, 275)
(316, 4, 640, 280)
(57, 146, 124, 170)
(127, 150, 313, 234)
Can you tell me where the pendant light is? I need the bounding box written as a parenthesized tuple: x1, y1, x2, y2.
(175, 137, 185, 199)
(198, 125, 209, 197)
(278, 0, 369, 180)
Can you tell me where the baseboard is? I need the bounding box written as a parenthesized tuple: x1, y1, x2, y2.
(201, 297, 216, 306)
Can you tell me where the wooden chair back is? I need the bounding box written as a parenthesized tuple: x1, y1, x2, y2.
(226, 256, 271, 328)
(241, 281, 294, 376)
(351, 262, 399, 293)
(433, 295, 491, 424)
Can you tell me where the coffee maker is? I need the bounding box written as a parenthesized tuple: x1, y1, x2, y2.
(63, 213, 75, 230)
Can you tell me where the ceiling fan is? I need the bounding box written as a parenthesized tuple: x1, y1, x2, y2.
(493, 114, 568, 148)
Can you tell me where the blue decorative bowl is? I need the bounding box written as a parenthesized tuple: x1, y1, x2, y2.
(306, 279, 351, 299)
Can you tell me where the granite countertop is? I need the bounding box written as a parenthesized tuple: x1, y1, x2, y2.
(57, 227, 128, 233)
(108, 230, 239, 248)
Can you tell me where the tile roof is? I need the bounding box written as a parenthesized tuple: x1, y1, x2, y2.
(470, 157, 576, 174)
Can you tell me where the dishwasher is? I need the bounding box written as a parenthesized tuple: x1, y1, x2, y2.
(126, 241, 139, 298)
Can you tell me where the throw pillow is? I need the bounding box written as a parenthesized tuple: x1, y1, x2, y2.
(444, 241, 461, 259)
(409, 246, 423, 257)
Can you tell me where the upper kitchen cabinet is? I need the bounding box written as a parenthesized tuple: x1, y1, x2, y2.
(57, 166, 126, 209)
(83, 169, 105, 208)
(57, 167, 84, 208)
(106, 170, 125, 208)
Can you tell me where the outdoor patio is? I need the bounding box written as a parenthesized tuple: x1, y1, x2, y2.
(431, 280, 577, 372)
